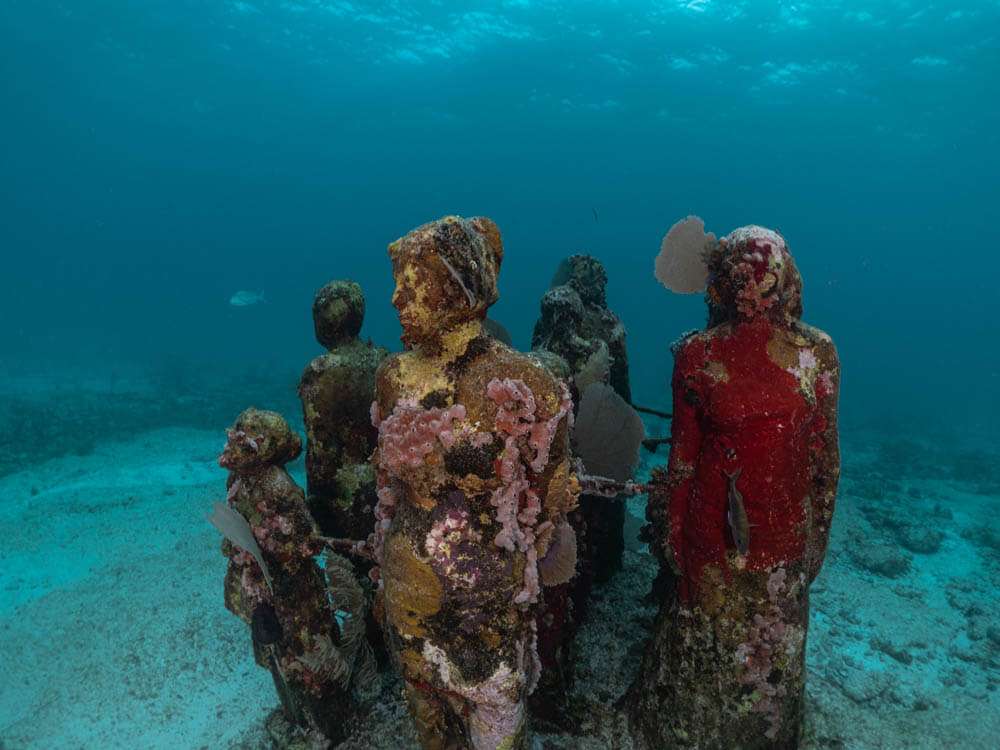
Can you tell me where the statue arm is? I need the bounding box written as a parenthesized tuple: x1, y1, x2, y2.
(807, 339, 841, 581)
(656, 342, 705, 574)
(536, 377, 577, 521)
(368, 358, 401, 569)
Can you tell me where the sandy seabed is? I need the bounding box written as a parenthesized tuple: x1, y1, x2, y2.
(1, 421, 998, 749)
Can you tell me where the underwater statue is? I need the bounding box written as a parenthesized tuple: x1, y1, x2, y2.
(298, 280, 388, 540)
(371, 216, 579, 750)
(629, 225, 841, 749)
(533, 255, 632, 592)
(537, 254, 632, 403)
(215, 408, 368, 747)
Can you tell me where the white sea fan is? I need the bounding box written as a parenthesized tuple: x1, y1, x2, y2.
(655, 215, 716, 294)
(208, 501, 273, 593)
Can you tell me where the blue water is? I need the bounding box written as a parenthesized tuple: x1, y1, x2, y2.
(2, 2, 998, 748)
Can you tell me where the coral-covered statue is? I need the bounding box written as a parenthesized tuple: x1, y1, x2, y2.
(533, 254, 632, 590)
(216, 408, 356, 747)
(529, 255, 634, 722)
(536, 254, 632, 403)
(298, 280, 387, 540)
(630, 226, 840, 749)
(372, 216, 578, 750)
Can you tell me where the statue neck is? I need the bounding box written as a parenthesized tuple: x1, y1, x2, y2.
(419, 319, 483, 361)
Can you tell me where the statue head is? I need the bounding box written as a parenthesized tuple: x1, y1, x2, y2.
(388, 216, 503, 349)
(312, 280, 365, 349)
(551, 254, 608, 308)
(705, 225, 802, 327)
(538, 285, 585, 332)
(219, 407, 302, 470)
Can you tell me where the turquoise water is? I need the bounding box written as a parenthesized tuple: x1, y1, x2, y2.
(1, 2, 998, 748)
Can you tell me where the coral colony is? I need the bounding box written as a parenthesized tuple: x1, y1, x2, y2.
(210, 213, 840, 749)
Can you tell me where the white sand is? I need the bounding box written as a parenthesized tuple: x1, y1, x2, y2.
(0, 428, 272, 749)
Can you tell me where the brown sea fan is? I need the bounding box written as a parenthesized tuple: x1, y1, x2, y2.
(572, 382, 645, 482)
(538, 521, 578, 586)
(574, 341, 610, 395)
(324, 552, 378, 696)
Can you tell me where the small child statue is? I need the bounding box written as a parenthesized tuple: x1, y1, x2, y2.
(298, 280, 388, 540)
(216, 407, 358, 747)
(629, 226, 840, 749)
(371, 216, 578, 750)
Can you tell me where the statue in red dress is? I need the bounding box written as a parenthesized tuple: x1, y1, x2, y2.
(630, 225, 841, 749)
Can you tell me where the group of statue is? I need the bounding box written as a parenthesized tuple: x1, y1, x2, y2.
(212, 215, 841, 750)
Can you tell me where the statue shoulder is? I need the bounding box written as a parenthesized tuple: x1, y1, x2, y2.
(794, 322, 839, 363)
(299, 350, 351, 385)
(492, 348, 567, 417)
(374, 351, 407, 408)
(671, 329, 712, 368)
(376, 350, 404, 379)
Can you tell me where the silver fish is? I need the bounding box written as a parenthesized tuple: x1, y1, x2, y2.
(724, 468, 750, 556)
(230, 290, 266, 307)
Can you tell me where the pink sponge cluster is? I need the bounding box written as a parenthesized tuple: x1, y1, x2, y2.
(374, 398, 467, 472)
(486, 378, 571, 474)
(370, 398, 468, 574)
(368, 479, 398, 577)
(732, 260, 778, 318)
(487, 378, 537, 436)
(486, 378, 571, 605)
(529, 382, 572, 473)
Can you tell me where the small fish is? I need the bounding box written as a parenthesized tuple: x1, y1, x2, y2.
(230, 290, 266, 307)
(592, 207, 599, 224)
(724, 468, 750, 556)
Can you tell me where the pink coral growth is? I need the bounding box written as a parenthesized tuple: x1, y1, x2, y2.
(797, 349, 818, 371)
(528, 381, 573, 473)
(252, 512, 295, 555)
(487, 378, 571, 475)
(233, 550, 270, 606)
(485, 378, 571, 606)
(371, 398, 467, 576)
(376, 398, 467, 473)
(486, 378, 536, 437)
(733, 567, 804, 740)
(722, 229, 794, 322)
(425, 506, 484, 587)
(422, 640, 532, 749)
(515, 545, 539, 605)
(733, 260, 777, 318)
(767, 568, 787, 599)
(525, 619, 542, 693)
(369, 479, 398, 571)
(492, 474, 529, 552)
(816, 370, 835, 398)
